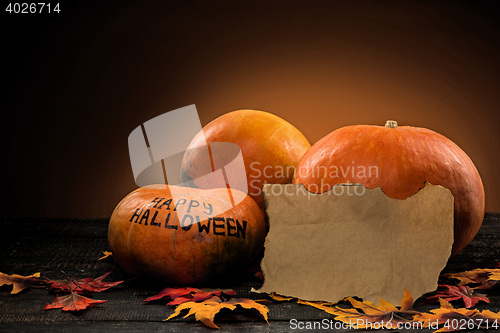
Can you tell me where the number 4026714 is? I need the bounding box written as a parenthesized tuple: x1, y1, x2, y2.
(5, 3, 60, 14)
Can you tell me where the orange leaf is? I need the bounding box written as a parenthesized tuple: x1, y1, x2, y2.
(165, 296, 269, 329)
(401, 289, 414, 311)
(0, 272, 42, 294)
(484, 270, 500, 285)
(44, 293, 107, 311)
(98, 251, 113, 261)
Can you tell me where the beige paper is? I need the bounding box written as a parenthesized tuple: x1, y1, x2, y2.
(254, 183, 454, 305)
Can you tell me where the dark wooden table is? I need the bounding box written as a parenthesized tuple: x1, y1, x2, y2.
(1, 214, 499, 332)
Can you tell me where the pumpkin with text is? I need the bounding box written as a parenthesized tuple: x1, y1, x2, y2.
(180, 110, 311, 211)
(293, 120, 484, 255)
(108, 185, 267, 284)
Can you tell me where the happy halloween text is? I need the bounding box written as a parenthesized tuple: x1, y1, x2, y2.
(129, 197, 248, 239)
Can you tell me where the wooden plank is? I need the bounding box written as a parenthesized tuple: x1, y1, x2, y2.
(0, 214, 498, 331)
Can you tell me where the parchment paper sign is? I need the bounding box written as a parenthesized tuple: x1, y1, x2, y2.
(254, 183, 454, 305)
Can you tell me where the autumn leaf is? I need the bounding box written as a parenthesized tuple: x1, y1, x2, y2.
(264, 291, 334, 304)
(253, 271, 264, 281)
(47, 271, 123, 294)
(143, 287, 236, 305)
(190, 290, 237, 303)
(444, 268, 500, 289)
(268, 292, 294, 302)
(44, 292, 107, 311)
(144, 287, 199, 303)
(165, 296, 269, 329)
(98, 251, 113, 261)
(425, 284, 489, 308)
(474, 280, 499, 290)
(415, 298, 500, 332)
(296, 299, 343, 315)
(298, 289, 423, 329)
(0, 272, 43, 294)
(475, 269, 500, 290)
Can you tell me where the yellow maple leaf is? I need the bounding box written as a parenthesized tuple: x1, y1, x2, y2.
(444, 268, 500, 289)
(165, 296, 269, 329)
(488, 271, 500, 281)
(0, 272, 41, 294)
(415, 298, 500, 332)
(298, 289, 422, 329)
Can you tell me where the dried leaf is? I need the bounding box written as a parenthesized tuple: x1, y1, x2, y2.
(268, 292, 294, 302)
(415, 298, 500, 332)
(165, 296, 269, 329)
(297, 299, 346, 315)
(0, 272, 42, 294)
(145, 287, 200, 302)
(47, 271, 123, 294)
(98, 251, 113, 261)
(474, 280, 499, 290)
(298, 289, 423, 329)
(401, 288, 415, 311)
(425, 285, 489, 308)
(444, 268, 500, 289)
(44, 293, 107, 311)
(490, 270, 500, 280)
(143, 287, 236, 305)
(253, 271, 264, 281)
(192, 290, 237, 302)
(167, 296, 195, 305)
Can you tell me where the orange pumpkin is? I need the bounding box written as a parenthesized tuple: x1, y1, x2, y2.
(293, 120, 484, 255)
(108, 185, 267, 284)
(180, 110, 311, 210)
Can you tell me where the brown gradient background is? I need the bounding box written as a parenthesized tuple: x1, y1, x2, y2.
(3, 0, 500, 217)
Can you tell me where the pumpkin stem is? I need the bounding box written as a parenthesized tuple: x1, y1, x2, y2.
(385, 120, 398, 128)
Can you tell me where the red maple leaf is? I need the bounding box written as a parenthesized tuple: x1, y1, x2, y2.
(143, 287, 236, 305)
(45, 292, 107, 311)
(425, 284, 489, 308)
(47, 271, 123, 294)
